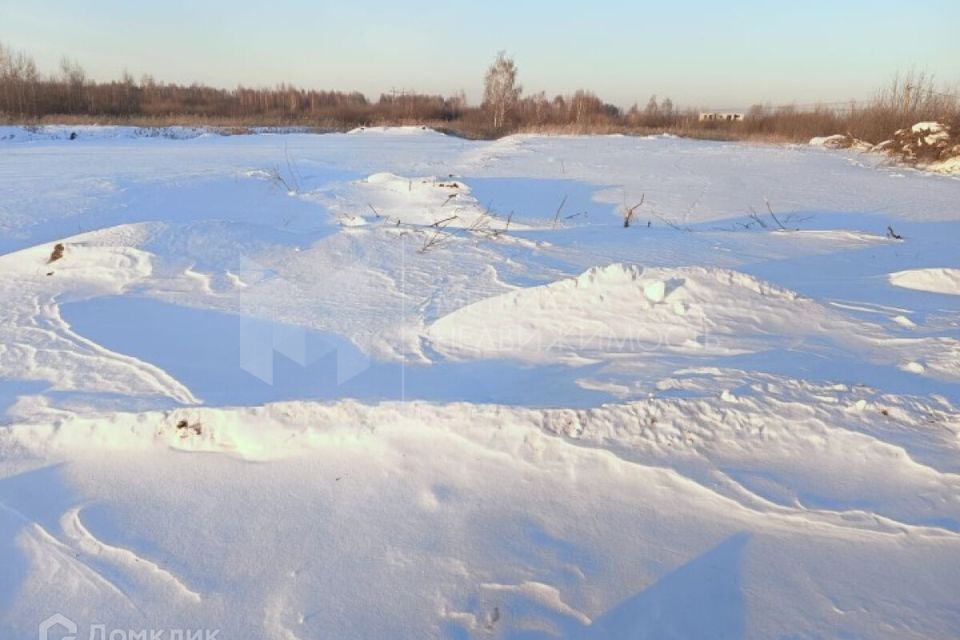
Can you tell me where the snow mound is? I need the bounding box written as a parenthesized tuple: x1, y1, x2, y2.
(810, 134, 853, 149)
(928, 155, 960, 173)
(882, 122, 959, 171)
(316, 172, 528, 231)
(809, 134, 871, 151)
(813, 123, 960, 172)
(912, 122, 947, 134)
(889, 268, 960, 296)
(427, 264, 960, 381)
(426, 264, 805, 364)
(346, 125, 444, 136)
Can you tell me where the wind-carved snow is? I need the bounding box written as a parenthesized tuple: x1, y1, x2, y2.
(1, 128, 960, 639)
(427, 264, 798, 363)
(2, 392, 960, 637)
(60, 506, 202, 603)
(426, 263, 960, 382)
(315, 171, 534, 231)
(0, 226, 197, 404)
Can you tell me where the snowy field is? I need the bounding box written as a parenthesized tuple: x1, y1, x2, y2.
(1, 126, 959, 639)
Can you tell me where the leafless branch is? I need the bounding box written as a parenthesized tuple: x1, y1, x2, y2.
(624, 194, 645, 228)
(283, 144, 302, 193)
(653, 211, 691, 232)
(552, 194, 568, 228)
(748, 206, 769, 229)
(765, 198, 788, 230)
(432, 215, 459, 227)
(440, 193, 457, 207)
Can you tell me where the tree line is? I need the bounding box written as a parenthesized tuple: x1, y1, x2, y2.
(1, 42, 956, 142)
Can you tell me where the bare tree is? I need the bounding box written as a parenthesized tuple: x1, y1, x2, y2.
(59, 56, 86, 113)
(661, 97, 674, 121)
(0, 38, 955, 143)
(644, 95, 660, 125)
(483, 52, 521, 130)
(0, 42, 39, 115)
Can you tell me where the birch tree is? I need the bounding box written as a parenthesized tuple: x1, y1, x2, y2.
(483, 52, 521, 130)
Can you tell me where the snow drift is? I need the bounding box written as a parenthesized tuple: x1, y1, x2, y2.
(890, 267, 960, 296)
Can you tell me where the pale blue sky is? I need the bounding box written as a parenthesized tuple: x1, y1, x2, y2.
(2, 0, 958, 109)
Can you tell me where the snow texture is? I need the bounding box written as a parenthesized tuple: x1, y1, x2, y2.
(1, 127, 959, 639)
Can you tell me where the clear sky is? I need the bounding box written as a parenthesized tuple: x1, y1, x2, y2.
(2, 0, 958, 109)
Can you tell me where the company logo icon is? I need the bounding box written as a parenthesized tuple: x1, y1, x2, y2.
(38, 613, 76, 640)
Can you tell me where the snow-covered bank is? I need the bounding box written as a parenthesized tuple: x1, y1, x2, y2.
(810, 121, 960, 174)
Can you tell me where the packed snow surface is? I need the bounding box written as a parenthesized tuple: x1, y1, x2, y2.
(1, 127, 960, 639)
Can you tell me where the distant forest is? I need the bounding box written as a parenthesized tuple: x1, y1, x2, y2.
(1, 43, 957, 141)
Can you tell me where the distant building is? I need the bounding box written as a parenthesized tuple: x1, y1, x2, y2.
(699, 112, 745, 122)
